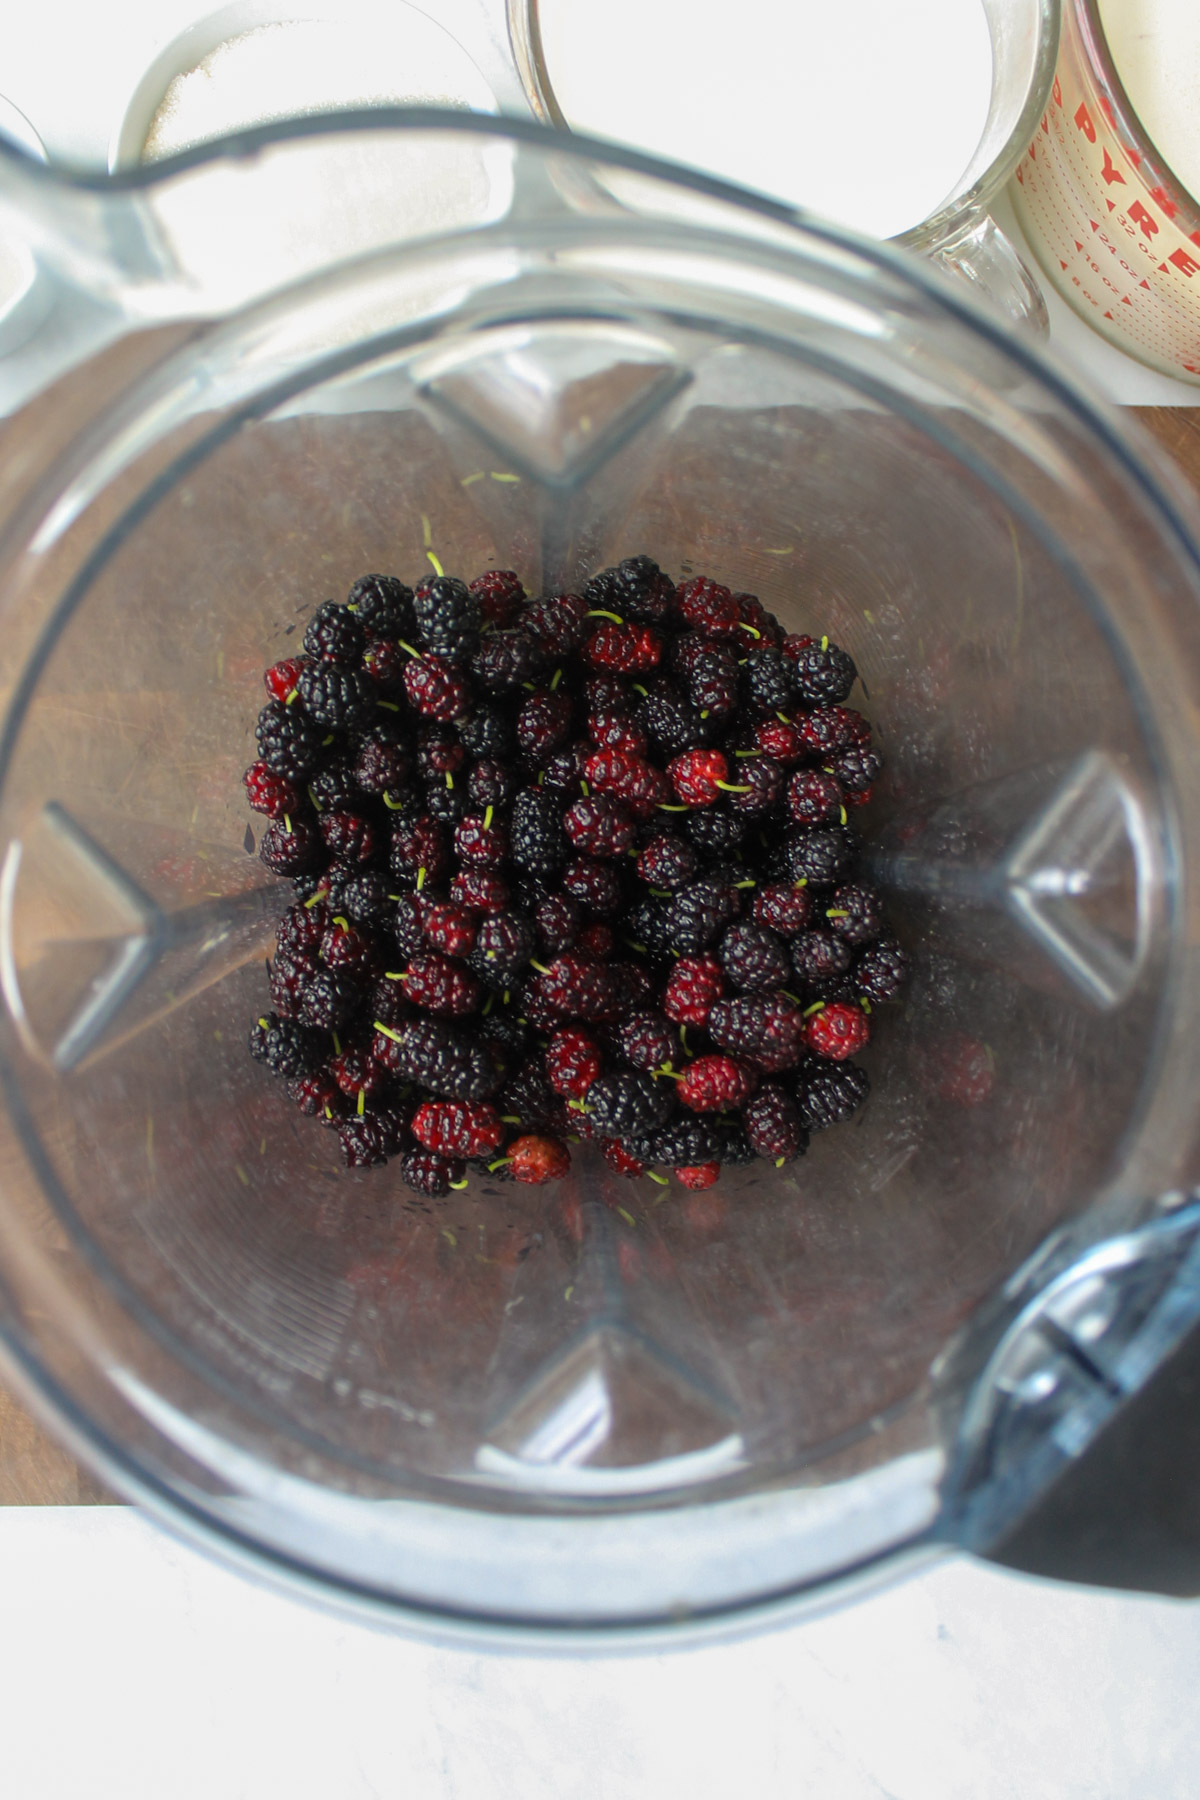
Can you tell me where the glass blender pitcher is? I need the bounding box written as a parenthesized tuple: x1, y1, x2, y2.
(0, 111, 1199, 1642)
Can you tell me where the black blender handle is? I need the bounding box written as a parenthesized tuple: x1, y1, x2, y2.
(985, 1313, 1200, 1596)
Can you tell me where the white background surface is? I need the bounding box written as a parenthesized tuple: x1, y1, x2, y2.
(1, 6, 1199, 1797)
(0, 1506, 1198, 1800)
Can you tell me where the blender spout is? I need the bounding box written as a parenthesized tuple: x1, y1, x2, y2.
(0, 114, 523, 414)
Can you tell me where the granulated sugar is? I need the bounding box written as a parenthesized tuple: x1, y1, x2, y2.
(143, 16, 488, 159)
(536, 0, 994, 238)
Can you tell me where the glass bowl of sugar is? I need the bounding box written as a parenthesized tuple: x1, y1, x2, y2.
(107, 0, 517, 170)
(514, 0, 1060, 332)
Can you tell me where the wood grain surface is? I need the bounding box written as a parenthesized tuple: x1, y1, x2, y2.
(0, 402, 1196, 1507)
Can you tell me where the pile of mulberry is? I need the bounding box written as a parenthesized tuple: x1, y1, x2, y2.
(245, 561, 904, 1195)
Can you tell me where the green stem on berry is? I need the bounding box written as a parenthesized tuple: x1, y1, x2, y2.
(483, 805, 494, 830)
(445, 770, 454, 789)
(802, 1002, 825, 1018)
(332, 916, 350, 932)
(487, 1156, 512, 1172)
(820, 635, 829, 650)
(775, 1156, 787, 1168)
(285, 688, 299, 705)
(481, 995, 494, 1015)
(623, 940, 649, 955)
(283, 814, 292, 832)
(655, 1064, 684, 1081)
(646, 1171, 669, 1186)
(792, 878, 808, 890)
(499, 1115, 521, 1125)
(427, 551, 445, 577)
(632, 684, 648, 697)
(776, 712, 791, 724)
(714, 781, 751, 794)
(649, 887, 671, 898)
(332, 1031, 343, 1054)
(699, 709, 711, 719)
(383, 792, 405, 809)
(550, 667, 563, 691)
(826, 909, 850, 920)
(733, 750, 761, 758)
(585, 609, 623, 623)
(735, 879, 756, 889)
(321, 734, 336, 747)
(398, 641, 422, 659)
(357, 1089, 365, 1116)
(860, 999, 872, 1014)
(781, 990, 803, 1005)
(616, 1206, 637, 1227)
(656, 803, 688, 812)
(304, 887, 330, 908)
(579, 779, 590, 796)
(449, 1178, 470, 1190)
(257, 1016, 269, 1029)
(740, 623, 761, 639)
(416, 867, 427, 892)
(680, 1026, 690, 1055)
(529, 960, 550, 976)
(373, 1021, 403, 1041)
(377, 699, 400, 713)
(840, 806, 848, 824)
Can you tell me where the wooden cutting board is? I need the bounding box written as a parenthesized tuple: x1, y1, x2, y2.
(1, 403, 1197, 1507)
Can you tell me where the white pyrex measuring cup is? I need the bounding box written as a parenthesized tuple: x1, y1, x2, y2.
(1012, 0, 1200, 379)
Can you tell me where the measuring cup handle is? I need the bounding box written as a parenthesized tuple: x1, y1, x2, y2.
(928, 211, 1050, 340)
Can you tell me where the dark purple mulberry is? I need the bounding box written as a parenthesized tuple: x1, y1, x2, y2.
(304, 601, 365, 665)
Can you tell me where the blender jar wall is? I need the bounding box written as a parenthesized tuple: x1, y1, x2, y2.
(0, 119, 1198, 1636)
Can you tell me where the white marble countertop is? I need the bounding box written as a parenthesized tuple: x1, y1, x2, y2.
(0, 1507, 1196, 1799)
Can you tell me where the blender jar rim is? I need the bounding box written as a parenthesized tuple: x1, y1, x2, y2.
(0, 104, 1198, 1640)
